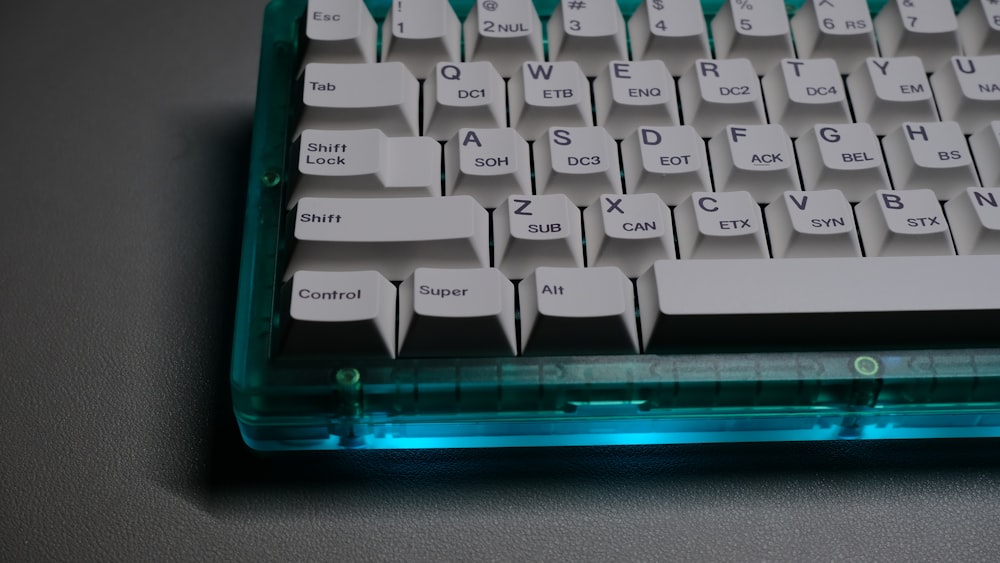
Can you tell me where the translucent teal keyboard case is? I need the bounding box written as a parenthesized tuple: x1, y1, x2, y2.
(232, 0, 1000, 450)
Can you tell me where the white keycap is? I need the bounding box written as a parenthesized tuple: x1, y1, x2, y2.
(627, 0, 710, 77)
(846, 57, 938, 135)
(546, 0, 628, 76)
(874, 0, 961, 72)
(946, 188, 1000, 254)
(709, 125, 800, 203)
(636, 256, 1000, 350)
(621, 126, 712, 205)
(287, 196, 490, 281)
(519, 267, 639, 355)
(444, 128, 532, 207)
(381, 0, 461, 79)
(881, 121, 979, 199)
(304, 0, 377, 64)
(463, 0, 544, 76)
(493, 194, 584, 279)
(711, 0, 795, 75)
(855, 189, 955, 256)
(284, 270, 396, 357)
(970, 121, 1000, 187)
(790, 0, 878, 74)
(508, 61, 593, 140)
(299, 62, 419, 137)
(398, 268, 517, 357)
(584, 193, 676, 277)
(795, 123, 891, 202)
(673, 191, 770, 259)
(423, 62, 507, 140)
(291, 129, 440, 207)
(764, 189, 862, 258)
(593, 60, 679, 139)
(761, 58, 851, 137)
(533, 126, 621, 206)
(959, 0, 1000, 55)
(678, 58, 766, 138)
(930, 55, 1000, 134)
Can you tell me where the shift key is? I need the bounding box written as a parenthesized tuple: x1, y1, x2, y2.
(285, 196, 491, 281)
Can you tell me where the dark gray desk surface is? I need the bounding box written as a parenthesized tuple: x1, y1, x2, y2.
(3, 1, 999, 561)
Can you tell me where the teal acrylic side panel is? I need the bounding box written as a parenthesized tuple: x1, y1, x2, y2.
(232, 0, 999, 451)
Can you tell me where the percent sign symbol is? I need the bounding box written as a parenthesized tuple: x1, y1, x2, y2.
(735, 0, 754, 10)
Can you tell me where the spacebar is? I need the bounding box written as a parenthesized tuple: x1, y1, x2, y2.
(637, 256, 1000, 351)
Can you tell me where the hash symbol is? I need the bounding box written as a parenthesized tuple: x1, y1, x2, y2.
(567, 0, 586, 10)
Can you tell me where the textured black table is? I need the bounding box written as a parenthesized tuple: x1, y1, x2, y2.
(3, 1, 1000, 560)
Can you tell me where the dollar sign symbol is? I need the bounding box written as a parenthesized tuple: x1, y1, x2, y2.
(652, 0, 664, 9)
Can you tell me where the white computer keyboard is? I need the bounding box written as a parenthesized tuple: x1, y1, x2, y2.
(286, 0, 1000, 358)
(231, 0, 1000, 450)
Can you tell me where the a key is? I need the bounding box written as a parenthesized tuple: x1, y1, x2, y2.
(636, 256, 1000, 350)
(508, 61, 593, 140)
(290, 129, 440, 207)
(463, 0, 544, 76)
(627, 0, 710, 77)
(945, 188, 1000, 254)
(299, 62, 419, 137)
(283, 270, 396, 357)
(761, 58, 851, 137)
(381, 0, 461, 79)
(959, 0, 1000, 55)
(969, 120, 1000, 187)
(855, 189, 955, 256)
(546, 0, 628, 77)
(286, 196, 490, 281)
(678, 58, 767, 138)
(881, 122, 979, 199)
(593, 60, 679, 139)
(444, 128, 532, 208)
(303, 0, 377, 64)
(930, 55, 1000, 134)
(519, 267, 639, 355)
(583, 193, 676, 277)
(424, 62, 507, 140)
(795, 123, 891, 202)
(764, 189, 862, 258)
(673, 191, 770, 259)
(711, 0, 795, 75)
(533, 126, 621, 206)
(398, 268, 517, 357)
(790, 0, 878, 74)
(874, 0, 961, 72)
(493, 194, 584, 279)
(709, 125, 800, 203)
(621, 126, 712, 205)
(846, 57, 938, 135)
